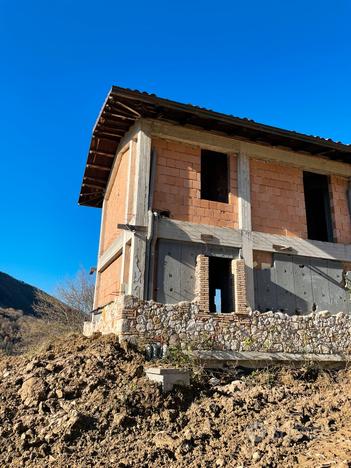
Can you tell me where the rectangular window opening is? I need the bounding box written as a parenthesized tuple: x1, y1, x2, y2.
(201, 150, 229, 203)
(209, 257, 232, 313)
(303, 171, 333, 242)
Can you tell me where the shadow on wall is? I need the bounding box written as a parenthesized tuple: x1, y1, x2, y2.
(254, 254, 350, 315)
(154, 218, 240, 307)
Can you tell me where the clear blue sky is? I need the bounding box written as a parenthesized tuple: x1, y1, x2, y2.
(1, 0, 350, 293)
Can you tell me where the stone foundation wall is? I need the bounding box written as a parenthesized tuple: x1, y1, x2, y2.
(83, 295, 351, 355)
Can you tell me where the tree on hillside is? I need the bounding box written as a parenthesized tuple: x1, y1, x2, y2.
(33, 268, 94, 328)
(55, 268, 94, 315)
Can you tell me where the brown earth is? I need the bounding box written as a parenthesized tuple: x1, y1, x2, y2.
(1, 334, 351, 467)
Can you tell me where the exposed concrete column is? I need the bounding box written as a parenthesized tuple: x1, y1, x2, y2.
(237, 150, 255, 310)
(120, 140, 135, 294)
(129, 121, 152, 299)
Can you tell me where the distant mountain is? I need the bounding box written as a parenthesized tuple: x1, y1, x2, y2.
(0, 271, 45, 316)
(0, 272, 84, 354)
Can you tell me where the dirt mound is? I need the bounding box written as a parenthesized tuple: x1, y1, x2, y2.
(0, 334, 351, 467)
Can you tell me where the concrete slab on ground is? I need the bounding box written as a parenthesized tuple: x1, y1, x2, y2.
(190, 350, 351, 369)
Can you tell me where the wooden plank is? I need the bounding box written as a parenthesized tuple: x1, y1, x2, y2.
(148, 118, 351, 177)
(97, 232, 131, 272)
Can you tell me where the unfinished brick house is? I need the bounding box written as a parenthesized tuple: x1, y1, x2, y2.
(81, 87, 351, 354)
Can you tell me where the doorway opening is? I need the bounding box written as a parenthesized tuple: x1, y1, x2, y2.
(208, 257, 233, 313)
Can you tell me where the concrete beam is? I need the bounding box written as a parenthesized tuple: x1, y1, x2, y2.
(157, 218, 351, 263)
(148, 119, 351, 177)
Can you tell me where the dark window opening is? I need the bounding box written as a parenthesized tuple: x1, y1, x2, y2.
(303, 171, 333, 242)
(209, 257, 233, 313)
(201, 150, 229, 203)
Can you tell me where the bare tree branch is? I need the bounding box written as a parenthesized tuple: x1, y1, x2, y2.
(33, 268, 94, 327)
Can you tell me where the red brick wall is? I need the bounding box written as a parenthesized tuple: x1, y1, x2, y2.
(253, 251, 273, 269)
(101, 147, 129, 254)
(152, 138, 238, 228)
(250, 159, 308, 238)
(330, 175, 351, 244)
(96, 254, 123, 308)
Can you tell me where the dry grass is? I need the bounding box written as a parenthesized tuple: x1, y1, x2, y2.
(0, 306, 84, 355)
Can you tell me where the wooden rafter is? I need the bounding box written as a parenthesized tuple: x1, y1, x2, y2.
(112, 99, 141, 117)
(87, 164, 111, 171)
(89, 150, 115, 158)
(82, 182, 105, 190)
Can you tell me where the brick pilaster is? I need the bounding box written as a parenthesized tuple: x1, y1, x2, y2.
(195, 255, 210, 313)
(232, 259, 248, 314)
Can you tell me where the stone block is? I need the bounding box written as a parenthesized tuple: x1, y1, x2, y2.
(144, 367, 190, 392)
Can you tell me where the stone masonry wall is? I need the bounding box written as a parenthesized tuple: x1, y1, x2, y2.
(84, 295, 351, 355)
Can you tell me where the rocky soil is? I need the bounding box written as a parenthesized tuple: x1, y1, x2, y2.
(1, 334, 351, 467)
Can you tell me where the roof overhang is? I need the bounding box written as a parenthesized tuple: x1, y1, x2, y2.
(79, 86, 351, 208)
